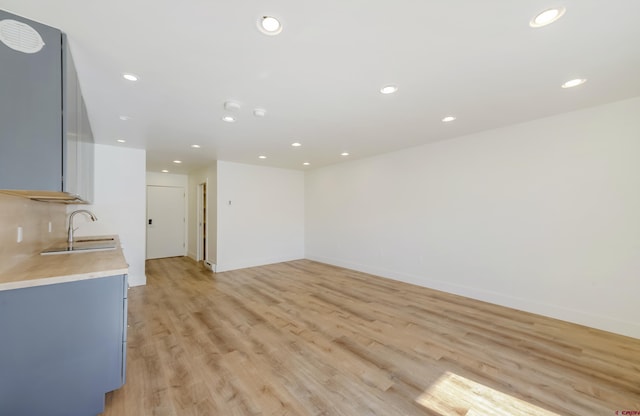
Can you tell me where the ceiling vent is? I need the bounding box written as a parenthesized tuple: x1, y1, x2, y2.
(0, 19, 45, 54)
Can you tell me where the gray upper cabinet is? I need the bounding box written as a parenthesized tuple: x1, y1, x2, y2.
(0, 9, 94, 203)
(63, 34, 94, 203)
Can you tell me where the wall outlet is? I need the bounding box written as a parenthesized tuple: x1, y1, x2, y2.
(204, 260, 216, 272)
(17, 226, 23, 243)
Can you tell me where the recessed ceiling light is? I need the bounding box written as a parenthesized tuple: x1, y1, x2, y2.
(258, 16, 282, 35)
(380, 85, 398, 94)
(161, 170, 169, 173)
(341, 152, 350, 156)
(303, 162, 310, 166)
(291, 142, 302, 147)
(191, 144, 201, 148)
(173, 160, 182, 164)
(442, 116, 456, 122)
(561, 78, 587, 88)
(259, 155, 267, 159)
(530, 7, 566, 28)
(123, 73, 139, 82)
(116, 139, 126, 143)
(222, 115, 236, 122)
(224, 101, 241, 111)
(253, 108, 267, 117)
(119, 115, 131, 121)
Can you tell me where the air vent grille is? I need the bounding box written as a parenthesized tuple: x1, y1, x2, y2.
(0, 19, 45, 54)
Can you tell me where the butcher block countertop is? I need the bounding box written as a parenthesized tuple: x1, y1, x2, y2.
(0, 235, 128, 292)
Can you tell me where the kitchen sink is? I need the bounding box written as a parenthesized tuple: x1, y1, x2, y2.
(74, 237, 115, 243)
(41, 245, 117, 255)
(41, 237, 117, 255)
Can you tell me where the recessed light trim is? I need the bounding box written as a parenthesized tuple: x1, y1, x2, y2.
(380, 85, 398, 94)
(442, 116, 456, 122)
(291, 142, 302, 147)
(253, 108, 267, 117)
(341, 152, 350, 156)
(259, 155, 267, 159)
(258, 16, 282, 35)
(123, 73, 139, 82)
(173, 160, 182, 164)
(561, 78, 587, 89)
(222, 115, 236, 123)
(161, 170, 169, 173)
(530, 7, 566, 28)
(224, 101, 241, 111)
(116, 139, 126, 143)
(191, 144, 201, 148)
(119, 115, 131, 121)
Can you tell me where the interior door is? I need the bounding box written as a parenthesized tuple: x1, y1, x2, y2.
(146, 186, 185, 259)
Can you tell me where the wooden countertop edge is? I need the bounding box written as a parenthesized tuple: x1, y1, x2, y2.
(0, 267, 129, 291)
(0, 235, 129, 292)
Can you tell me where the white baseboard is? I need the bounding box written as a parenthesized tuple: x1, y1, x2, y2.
(127, 273, 147, 287)
(306, 254, 640, 340)
(216, 255, 304, 273)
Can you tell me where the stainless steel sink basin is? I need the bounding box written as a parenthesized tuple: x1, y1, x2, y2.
(41, 245, 117, 255)
(74, 237, 115, 243)
(41, 237, 117, 255)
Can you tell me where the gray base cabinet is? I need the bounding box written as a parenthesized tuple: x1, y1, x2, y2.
(0, 275, 127, 416)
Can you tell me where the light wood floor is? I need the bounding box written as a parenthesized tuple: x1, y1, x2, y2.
(102, 257, 640, 416)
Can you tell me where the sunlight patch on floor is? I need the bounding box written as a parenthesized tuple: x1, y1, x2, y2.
(415, 371, 561, 416)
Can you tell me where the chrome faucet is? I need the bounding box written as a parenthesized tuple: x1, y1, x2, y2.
(67, 209, 98, 244)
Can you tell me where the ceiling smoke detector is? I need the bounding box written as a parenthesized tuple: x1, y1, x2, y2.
(0, 19, 45, 53)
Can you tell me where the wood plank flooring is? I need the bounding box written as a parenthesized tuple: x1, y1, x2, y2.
(101, 257, 640, 416)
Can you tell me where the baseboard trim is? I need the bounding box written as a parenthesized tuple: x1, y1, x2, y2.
(306, 254, 640, 340)
(217, 255, 304, 273)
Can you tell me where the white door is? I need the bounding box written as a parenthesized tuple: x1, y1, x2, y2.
(147, 186, 185, 259)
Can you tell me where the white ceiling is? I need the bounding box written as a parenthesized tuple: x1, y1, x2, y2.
(2, 0, 639, 174)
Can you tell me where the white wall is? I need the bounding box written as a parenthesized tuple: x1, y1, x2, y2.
(147, 172, 188, 188)
(187, 163, 217, 263)
(305, 97, 640, 339)
(217, 161, 304, 272)
(72, 144, 147, 286)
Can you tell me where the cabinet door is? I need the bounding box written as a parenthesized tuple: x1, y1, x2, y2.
(61, 34, 94, 202)
(0, 10, 63, 192)
(0, 275, 126, 416)
(76, 79, 95, 202)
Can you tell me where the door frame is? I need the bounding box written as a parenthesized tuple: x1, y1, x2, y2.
(196, 181, 207, 262)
